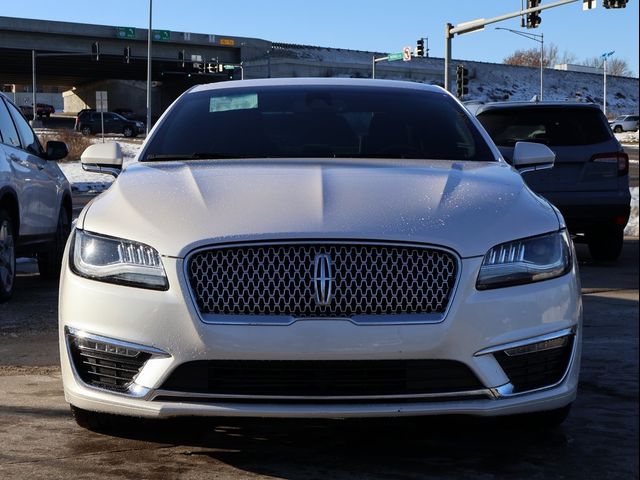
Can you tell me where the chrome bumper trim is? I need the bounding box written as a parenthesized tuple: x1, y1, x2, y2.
(473, 327, 575, 357)
(149, 388, 494, 402)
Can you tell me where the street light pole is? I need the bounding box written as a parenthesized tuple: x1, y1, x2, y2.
(495, 27, 544, 101)
(31, 50, 36, 124)
(146, 0, 153, 135)
(601, 51, 615, 116)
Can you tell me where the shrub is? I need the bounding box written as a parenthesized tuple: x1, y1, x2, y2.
(38, 129, 93, 162)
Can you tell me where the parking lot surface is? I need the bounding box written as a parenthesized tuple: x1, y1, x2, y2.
(0, 240, 637, 480)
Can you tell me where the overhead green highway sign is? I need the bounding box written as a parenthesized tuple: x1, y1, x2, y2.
(152, 30, 171, 41)
(116, 27, 136, 39)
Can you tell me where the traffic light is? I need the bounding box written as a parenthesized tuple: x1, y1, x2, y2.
(123, 46, 131, 64)
(91, 41, 99, 61)
(178, 50, 185, 68)
(525, 0, 542, 28)
(603, 0, 628, 7)
(416, 38, 425, 57)
(456, 65, 469, 99)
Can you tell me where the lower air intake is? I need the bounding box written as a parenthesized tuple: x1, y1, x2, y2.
(67, 333, 151, 393)
(159, 359, 484, 398)
(494, 335, 574, 393)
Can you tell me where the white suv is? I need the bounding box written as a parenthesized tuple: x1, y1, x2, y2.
(0, 93, 72, 301)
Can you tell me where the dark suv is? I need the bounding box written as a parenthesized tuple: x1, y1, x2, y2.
(476, 102, 630, 261)
(77, 111, 144, 137)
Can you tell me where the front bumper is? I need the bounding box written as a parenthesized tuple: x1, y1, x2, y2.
(59, 244, 582, 419)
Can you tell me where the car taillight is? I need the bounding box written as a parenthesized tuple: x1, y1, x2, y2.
(591, 152, 629, 176)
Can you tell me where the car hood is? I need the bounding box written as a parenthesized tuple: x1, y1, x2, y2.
(80, 159, 559, 258)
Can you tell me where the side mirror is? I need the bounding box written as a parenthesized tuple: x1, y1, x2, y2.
(45, 140, 68, 161)
(512, 141, 555, 174)
(80, 142, 123, 178)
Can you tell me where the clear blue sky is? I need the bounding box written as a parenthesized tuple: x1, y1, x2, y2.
(4, 0, 639, 75)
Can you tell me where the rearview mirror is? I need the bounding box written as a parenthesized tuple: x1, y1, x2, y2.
(80, 142, 123, 178)
(512, 141, 555, 174)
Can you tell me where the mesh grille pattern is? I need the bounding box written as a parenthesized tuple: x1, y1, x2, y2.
(188, 243, 457, 317)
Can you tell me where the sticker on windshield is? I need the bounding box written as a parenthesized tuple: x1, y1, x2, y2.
(209, 93, 258, 113)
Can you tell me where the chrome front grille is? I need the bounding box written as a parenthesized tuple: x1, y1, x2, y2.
(188, 242, 457, 318)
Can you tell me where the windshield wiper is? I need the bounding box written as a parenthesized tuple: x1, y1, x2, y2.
(144, 153, 248, 161)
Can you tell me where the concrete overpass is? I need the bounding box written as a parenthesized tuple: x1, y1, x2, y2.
(0, 16, 271, 114)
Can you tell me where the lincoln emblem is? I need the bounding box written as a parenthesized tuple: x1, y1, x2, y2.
(313, 253, 334, 306)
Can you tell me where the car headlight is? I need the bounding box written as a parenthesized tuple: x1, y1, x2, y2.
(476, 230, 571, 290)
(70, 229, 168, 290)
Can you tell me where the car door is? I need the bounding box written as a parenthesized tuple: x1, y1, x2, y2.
(5, 100, 59, 235)
(103, 113, 120, 134)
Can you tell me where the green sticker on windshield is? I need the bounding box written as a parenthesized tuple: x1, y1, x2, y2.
(209, 93, 258, 113)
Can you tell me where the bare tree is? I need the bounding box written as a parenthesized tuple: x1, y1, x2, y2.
(579, 56, 632, 76)
(503, 43, 575, 68)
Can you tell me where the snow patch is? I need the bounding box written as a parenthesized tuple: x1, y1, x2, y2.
(625, 187, 639, 238)
(615, 131, 639, 145)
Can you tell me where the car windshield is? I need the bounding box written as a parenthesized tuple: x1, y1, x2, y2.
(477, 107, 612, 147)
(142, 85, 495, 161)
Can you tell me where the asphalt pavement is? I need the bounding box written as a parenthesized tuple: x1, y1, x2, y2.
(0, 239, 637, 480)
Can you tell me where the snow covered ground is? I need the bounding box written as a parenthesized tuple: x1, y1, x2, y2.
(627, 187, 639, 237)
(615, 130, 640, 145)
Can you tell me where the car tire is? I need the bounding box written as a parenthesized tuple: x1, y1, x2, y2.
(587, 227, 624, 262)
(0, 209, 17, 303)
(81, 126, 92, 136)
(123, 126, 134, 138)
(38, 208, 71, 280)
(613, 125, 623, 133)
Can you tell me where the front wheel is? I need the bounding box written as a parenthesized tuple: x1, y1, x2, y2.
(587, 227, 624, 262)
(0, 209, 16, 303)
(38, 208, 71, 280)
(123, 126, 134, 137)
(613, 125, 623, 133)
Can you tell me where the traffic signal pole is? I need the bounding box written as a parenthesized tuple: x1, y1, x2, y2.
(444, 0, 580, 92)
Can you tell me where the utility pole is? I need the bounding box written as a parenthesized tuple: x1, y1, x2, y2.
(146, 0, 153, 135)
(496, 28, 544, 100)
(31, 50, 36, 124)
(601, 50, 615, 116)
(444, 0, 582, 92)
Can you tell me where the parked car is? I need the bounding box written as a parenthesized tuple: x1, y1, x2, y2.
(476, 102, 630, 261)
(36, 103, 55, 117)
(77, 111, 144, 137)
(0, 93, 72, 301)
(17, 103, 56, 119)
(609, 114, 639, 133)
(62, 79, 581, 432)
(74, 108, 95, 132)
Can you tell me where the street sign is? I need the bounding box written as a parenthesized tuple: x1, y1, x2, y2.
(402, 46, 412, 61)
(152, 30, 170, 41)
(388, 52, 403, 62)
(116, 26, 136, 39)
(95, 91, 108, 112)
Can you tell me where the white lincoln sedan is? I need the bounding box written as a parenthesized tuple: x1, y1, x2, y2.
(59, 79, 581, 431)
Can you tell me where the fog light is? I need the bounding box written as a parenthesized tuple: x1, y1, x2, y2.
(504, 335, 569, 357)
